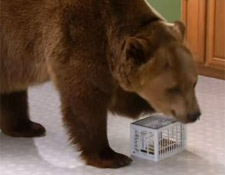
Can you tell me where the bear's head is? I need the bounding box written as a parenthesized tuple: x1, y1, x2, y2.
(116, 21, 201, 123)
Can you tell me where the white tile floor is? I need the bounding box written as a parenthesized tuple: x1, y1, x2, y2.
(0, 76, 225, 175)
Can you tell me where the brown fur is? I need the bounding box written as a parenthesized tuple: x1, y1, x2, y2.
(0, 0, 200, 168)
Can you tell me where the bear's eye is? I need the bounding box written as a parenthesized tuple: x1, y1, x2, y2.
(167, 86, 181, 94)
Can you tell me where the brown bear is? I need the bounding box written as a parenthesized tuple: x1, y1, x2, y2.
(0, 0, 200, 168)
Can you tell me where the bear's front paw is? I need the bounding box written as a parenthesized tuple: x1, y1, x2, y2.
(83, 151, 132, 168)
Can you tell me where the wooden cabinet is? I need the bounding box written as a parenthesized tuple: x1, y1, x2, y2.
(183, 0, 225, 79)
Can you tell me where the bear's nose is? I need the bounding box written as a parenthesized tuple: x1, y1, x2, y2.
(187, 112, 201, 122)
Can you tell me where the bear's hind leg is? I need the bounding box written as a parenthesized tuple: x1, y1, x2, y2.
(0, 90, 46, 137)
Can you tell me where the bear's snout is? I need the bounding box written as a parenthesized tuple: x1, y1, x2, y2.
(186, 111, 201, 123)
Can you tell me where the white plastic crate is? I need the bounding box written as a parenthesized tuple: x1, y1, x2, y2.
(130, 113, 186, 162)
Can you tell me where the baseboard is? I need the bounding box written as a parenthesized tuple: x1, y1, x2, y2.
(197, 64, 225, 80)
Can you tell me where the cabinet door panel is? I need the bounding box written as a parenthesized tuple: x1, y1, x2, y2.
(182, 0, 206, 64)
(183, 0, 225, 79)
(206, 0, 225, 69)
(214, 0, 225, 59)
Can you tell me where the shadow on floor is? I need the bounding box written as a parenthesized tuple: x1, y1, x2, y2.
(1, 133, 224, 175)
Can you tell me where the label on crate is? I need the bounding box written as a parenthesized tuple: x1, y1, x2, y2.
(132, 114, 177, 129)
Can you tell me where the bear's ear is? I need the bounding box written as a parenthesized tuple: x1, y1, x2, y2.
(124, 37, 148, 65)
(173, 21, 186, 40)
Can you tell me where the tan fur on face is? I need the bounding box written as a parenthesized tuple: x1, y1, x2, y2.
(117, 21, 200, 123)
